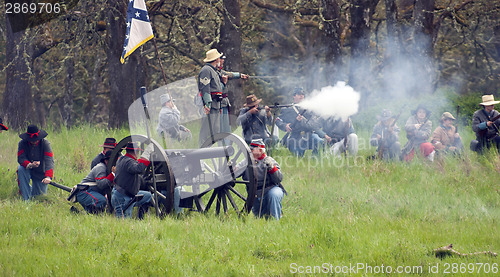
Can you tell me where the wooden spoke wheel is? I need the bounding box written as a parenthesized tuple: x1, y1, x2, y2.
(193, 132, 257, 215)
(108, 135, 175, 216)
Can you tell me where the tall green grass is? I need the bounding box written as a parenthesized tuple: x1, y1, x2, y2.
(0, 125, 499, 276)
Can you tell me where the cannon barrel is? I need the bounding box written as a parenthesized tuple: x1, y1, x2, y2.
(165, 145, 235, 159)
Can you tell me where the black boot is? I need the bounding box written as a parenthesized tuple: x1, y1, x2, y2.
(138, 205, 149, 220)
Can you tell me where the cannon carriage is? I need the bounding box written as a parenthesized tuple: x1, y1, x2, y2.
(107, 132, 258, 217)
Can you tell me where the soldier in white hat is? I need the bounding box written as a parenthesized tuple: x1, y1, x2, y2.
(431, 112, 463, 156)
(197, 49, 225, 146)
(471, 94, 500, 153)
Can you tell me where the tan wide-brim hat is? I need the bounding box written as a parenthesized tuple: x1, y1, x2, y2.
(243, 94, 262, 107)
(203, 49, 223, 63)
(480, 95, 500, 106)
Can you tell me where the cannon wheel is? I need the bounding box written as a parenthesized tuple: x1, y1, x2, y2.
(198, 132, 257, 215)
(107, 135, 175, 216)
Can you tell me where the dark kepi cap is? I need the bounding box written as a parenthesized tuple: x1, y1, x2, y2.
(125, 142, 142, 151)
(19, 124, 48, 142)
(293, 87, 305, 96)
(100, 138, 117, 149)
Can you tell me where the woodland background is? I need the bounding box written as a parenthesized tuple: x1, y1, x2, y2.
(1, 0, 499, 130)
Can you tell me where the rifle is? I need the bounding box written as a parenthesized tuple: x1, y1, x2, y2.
(280, 106, 310, 146)
(248, 75, 279, 79)
(269, 103, 294, 109)
(249, 103, 295, 111)
(267, 103, 293, 156)
(377, 105, 406, 159)
(342, 118, 350, 157)
(49, 181, 72, 192)
(455, 105, 460, 133)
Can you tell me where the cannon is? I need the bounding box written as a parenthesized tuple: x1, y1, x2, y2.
(107, 132, 258, 216)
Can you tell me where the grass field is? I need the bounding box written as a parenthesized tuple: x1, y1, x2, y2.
(0, 124, 499, 276)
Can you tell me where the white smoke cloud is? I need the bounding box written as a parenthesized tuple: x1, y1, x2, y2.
(298, 81, 360, 120)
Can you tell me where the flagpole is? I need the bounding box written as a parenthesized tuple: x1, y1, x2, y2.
(151, 37, 173, 99)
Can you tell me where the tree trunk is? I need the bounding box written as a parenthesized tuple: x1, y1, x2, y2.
(320, 0, 342, 86)
(106, 0, 144, 128)
(412, 0, 436, 94)
(3, 14, 34, 130)
(58, 57, 75, 127)
(218, 0, 244, 123)
(385, 0, 400, 55)
(348, 0, 379, 107)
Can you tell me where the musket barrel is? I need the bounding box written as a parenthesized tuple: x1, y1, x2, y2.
(49, 181, 72, 192)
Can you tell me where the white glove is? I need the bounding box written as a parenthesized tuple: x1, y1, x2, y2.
(263, 157, 274, 170)
(141, 144, 155, 161)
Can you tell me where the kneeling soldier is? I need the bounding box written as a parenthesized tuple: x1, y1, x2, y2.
(112, 142, 153, 219)
(72, 150, 115, 214)
(248, 139, 285, 220)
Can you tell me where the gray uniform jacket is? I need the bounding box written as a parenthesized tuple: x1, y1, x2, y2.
(157, 106, 186, 139)
(319, 117, 355, 143)
(237, 107, 273, 144)
(198, 63, 224, 110)
(276, 106, 319, 140)
(254, 155, 284, 196)
(472, 109, 500, 141)
(218, 69, 242, 109)
(370, 123, 400, 148)
(80, 162, 114, 195)
(403, 115, 432, 153)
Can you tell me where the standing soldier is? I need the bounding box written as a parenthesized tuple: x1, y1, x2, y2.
(471, 95, 500, 153)
(217, 54, 248, 134)
(402, 104, 435, 161)
(432, 112, 463, 156)
(0, 117, 8, 133)
(370, 109, 401, 160)
(198, 49, 225, 146)
(17, 125, 54, 201)
(111, 142, 153, 219)
(237, 94, 275, 145)
(91, 137, 117, 170)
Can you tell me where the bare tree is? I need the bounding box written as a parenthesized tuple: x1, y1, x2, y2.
(3, 15, 35, 130)
(348, 0, 379, 106)
(218, 0, 245, 117)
